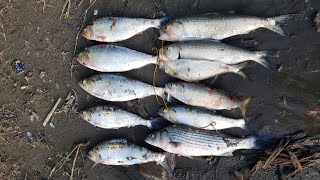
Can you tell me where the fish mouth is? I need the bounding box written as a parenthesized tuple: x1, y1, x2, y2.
(144, 135, 153, 145)
(76, 52, 90, 66)
(158, 34, 168, 41)
(82, 25, 94, 39)
(78, 80, 86, 91)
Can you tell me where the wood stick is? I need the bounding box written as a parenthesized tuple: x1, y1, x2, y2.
(43, 98, 61, 127)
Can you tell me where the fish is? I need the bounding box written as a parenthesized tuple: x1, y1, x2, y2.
(158, 106, 250, 130)
(79, 105, 163, 129)
(76, 44, 158, 72)
(160, 40, 274, 70)
(88, 139, 173, 174)
(164, 82, 251, 116)
(145, 125, 259, 157)
(82, 16, 166, 42)
(79, 74, 164, 101)
(159, 58, 247, 81)
(159, 13, 294, 41)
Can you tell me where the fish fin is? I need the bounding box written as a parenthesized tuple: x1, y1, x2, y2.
(255, 50, 281, 71)
(240, 97, 252, 117)
(254, 57, 273, 71)
(255, 50, 280, 58)
(219, 151, 233, 156)
(210, 75, 220, 85)
(91, 162, 99, 169)
(241, 113, 262, 132)
(233, 63, 249, 80)
(169, 141, 181, 147)
(266, 14, 297, 36)
(159, 160, 173, 176)
(165, 93, 172, 103)
(147, 117, 166, 130)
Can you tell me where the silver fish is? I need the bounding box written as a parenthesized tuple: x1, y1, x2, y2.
(88, 139, 172, 174)
(158, 106, 247, 130)
(159, 13, 294, 41)
(159, 58, 247, 81)
(79, 74, 164, 101)
(76, 44, 158, 72)
(82, 16, 166, 42)
(145, 125, 259, 157)
(164, 82, 251, 116)
(79, 105, 162, 129)
(160, 40, 273, 69)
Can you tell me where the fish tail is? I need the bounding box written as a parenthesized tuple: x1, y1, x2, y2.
(242, 113, 262, 133)
(266, 14, 297, 36)
(154, 17, 169, 29)
(254, 50, 280, 70)
(147, 117, 166, 130)
(159, 153, 175, 176)
(233, 63, 249, 80)
(240, 97, 252, 117)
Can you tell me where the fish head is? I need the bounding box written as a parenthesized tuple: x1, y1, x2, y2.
(145, 129, 170, 148)
(78, 77, 97, 93)
(78, 110, 91, 122)
(160, 44, 180, 60)
(76, 50, 90, 66)
(164, 82, 182, 96)
(87, 145, 103, 163)
(157, 107, 167, 117)
(159, 20, 183, 41)
(81, 25, 94, 39)
(157, 108, 175, 121)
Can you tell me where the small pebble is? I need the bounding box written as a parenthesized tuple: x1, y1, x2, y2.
(49, 122, 55, 128)
(93, 9, 98, 16)
(40, 71, 46, 78)
(26, 131, 34, 141)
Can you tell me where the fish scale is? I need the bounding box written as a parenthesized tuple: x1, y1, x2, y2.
(145, 125, 258, 157)
(82, 16, 166, 42)
(88, 139, 174, 175)
(76, 44, 158, 72)
(161, 40, 272, 69)
(158, 106, 247, 130)
(159, 13, 294, 41)
(79, 74, 164, 101)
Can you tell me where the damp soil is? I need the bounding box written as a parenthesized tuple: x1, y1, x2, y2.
(0, 0, 320, 179)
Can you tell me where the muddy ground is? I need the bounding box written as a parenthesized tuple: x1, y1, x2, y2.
(1, 0, 320, 179)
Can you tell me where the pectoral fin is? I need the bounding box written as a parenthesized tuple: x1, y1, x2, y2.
(169, 141, 181, 147)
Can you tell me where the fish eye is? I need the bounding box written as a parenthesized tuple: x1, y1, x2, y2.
(149, 134, 155, 139)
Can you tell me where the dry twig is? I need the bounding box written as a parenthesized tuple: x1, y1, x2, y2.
(42, 98, 61, 127)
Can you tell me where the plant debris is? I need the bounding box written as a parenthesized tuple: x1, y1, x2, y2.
(251, 134, 320, 178)
(30, 111, 40, 122)
(314, 11, 320, 32)
(56, 91, 77, 114)
(306, 107, 320, 118)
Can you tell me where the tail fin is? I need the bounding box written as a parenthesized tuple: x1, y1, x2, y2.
(266, 14, 296, 36)
(254, 50, 279, 70)
(146, 117, 166, 130)
(159, 153, 175, 176)
(240, 98, 251, 117)
(242, 113, 262, 133)
(154, 17, 169, 29)
(233, 63, 249, 80)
